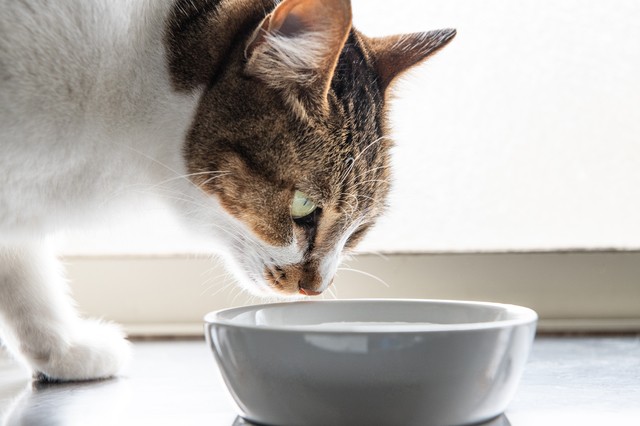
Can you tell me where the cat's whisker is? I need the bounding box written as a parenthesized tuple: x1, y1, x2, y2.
(352, 178, 390, 188)
(226, 286, 240, 301)
(143, 192, 213, 213)
(199, 270, 223, 287)
(337, 267, 390, 288)
(368, 251, 390, 262)
(99, 169, 227, 210)
(112, 142, 221, 197)
(229, 285, 244, 306)
(342, 201, 358, 220)
(327, 286, 338, 300)
(338, 193, 361, 221)
(149, 170, 230, 190)
(352, 136, 392, 164)
(199, 264, 220, 278)
(336, 135, 392, 188)
(199, 172, 231, 187)
(201, 280, 225, 297)
(341, 252, 355, 263)
(211, 279, 237, 298)
(198, 264, 222, 281)
(97, 178, 179, 209)
(353, 193, 377, 204)
(209, 280, 237, 299)
(338, 190, 359, 208)
(337, 161, 355, 187)
(112, 142, 184, 179)
(348, 196, 374, 206)
(124, 185, 261, 253)
(199, 272, 232, 295)
(100, 189, 211, 223)
(365, 163, 391, 172)
(338, 207, 355, 222)
(352, 164, 390, 182)
(216, 221, 275, 259)
(102, 183, 207, 212)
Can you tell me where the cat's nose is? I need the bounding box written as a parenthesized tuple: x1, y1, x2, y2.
(299, 287, 322, 296)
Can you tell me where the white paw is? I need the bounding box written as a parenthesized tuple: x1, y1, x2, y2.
(33, 320, 131, 382)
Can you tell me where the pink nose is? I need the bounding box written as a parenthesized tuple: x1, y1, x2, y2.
(299, 288, 322, 296)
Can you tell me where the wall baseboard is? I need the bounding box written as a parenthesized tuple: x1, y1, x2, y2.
(64, 251, 640, 336)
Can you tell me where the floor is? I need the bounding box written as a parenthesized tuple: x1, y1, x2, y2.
(1, 337, 639, 426)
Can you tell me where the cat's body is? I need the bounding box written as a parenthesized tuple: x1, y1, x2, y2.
(0, 0, 199, 237)
(0, 0, 454, 381)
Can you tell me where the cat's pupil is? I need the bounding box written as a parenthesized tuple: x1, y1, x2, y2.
(291, 190, 317, 219)
(293, 209, 318, 228)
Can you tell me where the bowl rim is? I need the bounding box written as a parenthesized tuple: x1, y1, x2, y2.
(204, 299, 538, 334)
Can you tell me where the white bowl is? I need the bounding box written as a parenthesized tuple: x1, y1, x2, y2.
(204, 299, 537, 426)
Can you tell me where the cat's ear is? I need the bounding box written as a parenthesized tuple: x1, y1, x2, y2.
(368, 29, 457, 92)
(244, 0, 352, 113)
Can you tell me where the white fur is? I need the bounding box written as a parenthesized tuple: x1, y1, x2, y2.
(247, 32, 330, 88)
(0, 243, 131, 380)
(0, 0, 308, 381)
(318, 218, 365, 293)
(0, 0, 197, 381)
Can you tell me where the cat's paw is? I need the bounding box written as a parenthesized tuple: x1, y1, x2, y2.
(33, 320, 131, 382)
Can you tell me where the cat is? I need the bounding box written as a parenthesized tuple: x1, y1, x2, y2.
(0, 0, 455, 381)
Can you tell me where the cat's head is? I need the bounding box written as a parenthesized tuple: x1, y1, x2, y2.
(176, 0, 455, 297)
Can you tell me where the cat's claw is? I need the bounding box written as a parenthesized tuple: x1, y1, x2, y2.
(29, 321, 131, 382)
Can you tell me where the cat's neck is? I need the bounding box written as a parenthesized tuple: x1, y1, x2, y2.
(166, 0, 276, 92)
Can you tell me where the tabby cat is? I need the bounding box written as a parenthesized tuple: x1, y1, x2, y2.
(0, 0, 455, 381)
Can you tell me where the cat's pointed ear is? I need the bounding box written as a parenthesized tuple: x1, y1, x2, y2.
(245, 0, 352, 113)
(368, 29, 457, 92)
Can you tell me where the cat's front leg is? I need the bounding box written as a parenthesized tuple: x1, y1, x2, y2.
(0, 244, 131, 381)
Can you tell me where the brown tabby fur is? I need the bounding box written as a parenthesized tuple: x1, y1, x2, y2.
(166, 0, 455, 294)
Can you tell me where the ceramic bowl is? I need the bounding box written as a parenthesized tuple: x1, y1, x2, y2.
(204, 299, 537, 426)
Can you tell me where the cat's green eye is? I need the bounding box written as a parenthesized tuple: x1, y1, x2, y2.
(290, 190, 317, 219)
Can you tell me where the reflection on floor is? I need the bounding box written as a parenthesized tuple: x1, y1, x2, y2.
(1, 337, 639, 425)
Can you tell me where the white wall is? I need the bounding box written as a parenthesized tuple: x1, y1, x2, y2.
(355, 0, 640, 252)
(59, 0, 640, 254)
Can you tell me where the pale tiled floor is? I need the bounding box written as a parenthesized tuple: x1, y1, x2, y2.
(1, 337, 639, 426)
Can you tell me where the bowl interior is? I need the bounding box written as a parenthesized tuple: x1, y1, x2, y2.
(206, 299, 536, 332)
